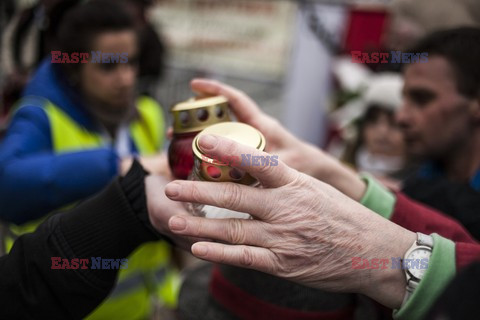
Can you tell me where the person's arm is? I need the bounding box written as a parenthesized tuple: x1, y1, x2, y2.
(0, 161, 156, 319)
(0, 106, 169, 224)
(359, 175, 480, 319)
(360, 175, 479, 250)
(0, 106, 119, 224)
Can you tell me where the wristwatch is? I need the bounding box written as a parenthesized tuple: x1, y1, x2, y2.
(401, 232, 434, 307)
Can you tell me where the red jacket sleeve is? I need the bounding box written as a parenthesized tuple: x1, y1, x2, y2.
(392, 192, 480, 270)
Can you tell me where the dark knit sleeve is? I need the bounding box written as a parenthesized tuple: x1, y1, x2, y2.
(119, 159, 163, 239)
(0, 160, 158, 319)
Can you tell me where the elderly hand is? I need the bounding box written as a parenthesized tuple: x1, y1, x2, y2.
(165, 134, 416, 309)
(191, 79, 367, 201)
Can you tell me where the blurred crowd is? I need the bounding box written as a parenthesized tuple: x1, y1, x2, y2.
(0, 0, 479, 320)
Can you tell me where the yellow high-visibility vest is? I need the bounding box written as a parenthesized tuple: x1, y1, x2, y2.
(5, 95, 179, 319)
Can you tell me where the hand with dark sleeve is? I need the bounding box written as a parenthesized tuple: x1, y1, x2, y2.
(0, 160, 192, 319)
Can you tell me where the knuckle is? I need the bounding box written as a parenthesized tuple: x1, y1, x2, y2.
(239, 246, 254, 267)
(256, 159, 274, 175)
(189, 184, 203, 203)
(226, 219, 246, 244)
(220, 183, 243, 210)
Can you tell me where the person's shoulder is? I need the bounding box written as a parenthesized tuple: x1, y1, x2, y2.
(137, 95, 161, 108)
(13, 96, 50, 116)
(8, 97, 51, 130)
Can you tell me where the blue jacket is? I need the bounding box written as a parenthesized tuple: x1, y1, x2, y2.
(0, 59, 140, 224)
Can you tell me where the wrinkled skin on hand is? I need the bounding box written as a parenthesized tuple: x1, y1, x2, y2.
(165, 134, 415, 309)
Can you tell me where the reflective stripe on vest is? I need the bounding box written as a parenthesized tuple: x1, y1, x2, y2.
(4, 96, 178, 319)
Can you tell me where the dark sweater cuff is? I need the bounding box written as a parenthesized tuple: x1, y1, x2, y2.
(58, 168, 158, 262)
(120, 159, 163, 239)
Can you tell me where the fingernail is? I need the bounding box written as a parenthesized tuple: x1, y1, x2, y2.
(169, 216, 186, 231)
(199, 135, 218, 151)
(165, 182, 181, 198)
(193, 244, 208, 256)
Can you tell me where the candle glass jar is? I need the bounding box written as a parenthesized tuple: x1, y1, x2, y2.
(188, 122, 266, 219)
(168, 96, 231, 179)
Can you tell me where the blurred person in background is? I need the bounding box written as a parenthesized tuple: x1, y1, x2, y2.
(1, 0, 81, 114)
(328, 27, 480, 240)
(387, 0, 480, 51)
(0, 1, 179, 319)
(338, 73, 407, 181)
(398, 27, 480, 241)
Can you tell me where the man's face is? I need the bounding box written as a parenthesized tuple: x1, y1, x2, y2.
(80, 30, 138, 111)
(397, 56, 477, 159)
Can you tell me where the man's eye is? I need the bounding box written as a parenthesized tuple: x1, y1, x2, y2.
(410, 91, 435, 106)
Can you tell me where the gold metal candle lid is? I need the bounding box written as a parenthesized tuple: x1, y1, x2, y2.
(170, 95, 231, 134)
(192, 122, 266, 184)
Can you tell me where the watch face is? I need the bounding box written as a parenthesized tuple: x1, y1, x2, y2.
(406, 247, 431, 279)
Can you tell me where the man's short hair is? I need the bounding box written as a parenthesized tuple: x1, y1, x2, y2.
(407, 27, 480, 99)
